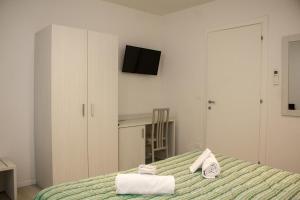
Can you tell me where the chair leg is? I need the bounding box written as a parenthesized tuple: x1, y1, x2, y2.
(166, 145, 169, 159)
(165, 131, 169, 159)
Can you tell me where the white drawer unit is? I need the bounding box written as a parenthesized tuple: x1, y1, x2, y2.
(118, 125, 146, 171)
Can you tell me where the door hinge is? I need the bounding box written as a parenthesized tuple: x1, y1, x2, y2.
(260, 99, 263, 104)
(261, 35, 264, 40)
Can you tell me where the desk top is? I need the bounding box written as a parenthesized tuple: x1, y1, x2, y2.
(118, 117, 175, 128)
(0, 158, 16, 172)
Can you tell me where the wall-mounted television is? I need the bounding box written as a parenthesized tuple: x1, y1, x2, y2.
(122, 45, 161, 75)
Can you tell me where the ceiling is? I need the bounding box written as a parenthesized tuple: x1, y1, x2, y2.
(101, 0, 214, 15)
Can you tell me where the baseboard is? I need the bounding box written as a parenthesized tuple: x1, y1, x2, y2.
(18, 179, 36, 188)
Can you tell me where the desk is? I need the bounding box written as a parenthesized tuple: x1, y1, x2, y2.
(0, 158, 17, 200)
(118, 117, 175, 171)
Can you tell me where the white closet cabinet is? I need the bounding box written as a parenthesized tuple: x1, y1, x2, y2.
(118, 126, 145, 171)
(34, 25, 118, 188)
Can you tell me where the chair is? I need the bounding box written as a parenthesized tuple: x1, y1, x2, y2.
(151, 108, 170, 162)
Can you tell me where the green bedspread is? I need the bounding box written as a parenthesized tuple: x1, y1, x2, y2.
(34, 151, 300, 200)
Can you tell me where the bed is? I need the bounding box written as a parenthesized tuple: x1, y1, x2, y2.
(34, 151, 300, 200)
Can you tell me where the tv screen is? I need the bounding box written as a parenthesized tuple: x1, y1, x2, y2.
(122, 45, 161, 75)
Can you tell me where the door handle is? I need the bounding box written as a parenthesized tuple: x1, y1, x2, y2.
(91, 104, 94, 117)
(208, 100, 216, 104)
(82, 104, 85, 117)
(141, 128, 145, 139)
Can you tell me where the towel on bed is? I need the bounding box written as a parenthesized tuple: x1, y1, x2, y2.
(115, 174, 175, 195)
(138, 164, 156, 175)
(189, 148, 212, 173)
(202, 154, 221, 178)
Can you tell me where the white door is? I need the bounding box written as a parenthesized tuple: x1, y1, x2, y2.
(206, 24, 262, 162)
(51, 25, 88, 184)
(119, 126, 145, 171)
(87, 31, 118, 177)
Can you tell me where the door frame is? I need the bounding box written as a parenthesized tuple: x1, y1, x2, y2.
(202, 17, 269, 164)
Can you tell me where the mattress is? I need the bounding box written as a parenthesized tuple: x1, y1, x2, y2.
(34, 151, 300, 200)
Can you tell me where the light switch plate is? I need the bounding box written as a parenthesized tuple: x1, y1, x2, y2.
(273, 69, 280, 85)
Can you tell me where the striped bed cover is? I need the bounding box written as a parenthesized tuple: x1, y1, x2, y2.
(34, 151, 300, 200)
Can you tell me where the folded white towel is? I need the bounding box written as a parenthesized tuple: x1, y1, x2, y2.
(202, 154, 221, 179)
(189, 148, 212, 173)
(138, 164, 156, 175)
(116, 174, 175, 195)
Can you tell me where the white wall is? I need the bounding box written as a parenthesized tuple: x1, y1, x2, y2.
(1, 0, 300, 187)
(161, 0, 300, 173)
(0, 0, 164, 186)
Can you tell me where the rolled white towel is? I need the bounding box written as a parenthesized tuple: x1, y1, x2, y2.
(202, 154, 221, 179)
(189, 148, 212, 173)
(116, 174, 175, 195)
(138, 164, 156, 175)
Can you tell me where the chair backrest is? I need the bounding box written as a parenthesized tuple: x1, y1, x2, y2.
(151, 108, 170, 150)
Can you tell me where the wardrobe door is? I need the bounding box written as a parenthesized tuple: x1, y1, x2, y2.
(87, 31, 118, 177)
(51, 25, 88, 184)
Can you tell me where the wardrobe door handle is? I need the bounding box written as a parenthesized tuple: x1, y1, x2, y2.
(82, 104, 85, 117)
(208, 100, 216, 104)
(91, 104, 94, 117)
(141, 128, 145, 139)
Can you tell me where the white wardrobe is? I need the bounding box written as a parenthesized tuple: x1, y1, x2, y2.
(34, 25, 118, 188)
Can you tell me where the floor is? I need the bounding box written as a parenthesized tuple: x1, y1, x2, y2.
(0, 185, 41, 200)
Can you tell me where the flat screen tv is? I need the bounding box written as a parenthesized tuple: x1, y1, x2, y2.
(122, 45, 161, 75)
